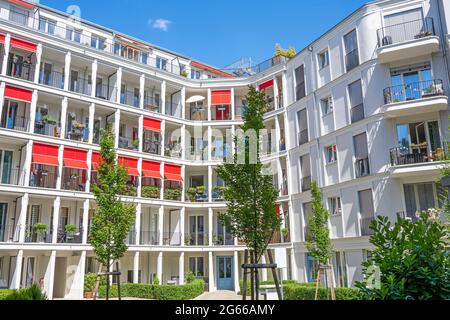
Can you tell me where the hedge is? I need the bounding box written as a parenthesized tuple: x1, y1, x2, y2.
(97, 280, 204, 300)
(239, 280, 315, 296)
(283, 284, 361, 300)
(0, 289, 13, 300)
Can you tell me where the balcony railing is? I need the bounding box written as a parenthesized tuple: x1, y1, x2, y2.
(140, 231, 159, 245)
(355, 158, 370, 178)
(280, 183, 289, 196)
(0, 224, 19, 242)
(164, 187, 182, 201)
(186, 232, 208, 246)
(119, 136, 139, 151)
(383, 79, 444, 104)
(301, 176, 311, 192)
(0, 116, 29, 132)
(162, 232, 181, 246)
(165, 143, 182, 158)
(25, 230, 52, 243)
(29, 170, 57, 189)
(95, 84, 117, 101)
(7, 61, 35, 81)
(390, 147, 445, 166)
(345, 49, 359, 72)
(396, 211, 418, 223)
(120, 90, 140, 108)
(69, 77, 92, 95)
(360, 217, 375, 236)
(66, 127, 89, 143)
(144, 95, 161, 113)
(126, 228, 136, 245)
(57, 228, 83, 244)
(39, 70, 64, 89)
(141, 185, 161, 199)
(143, 140, 161, 155)
(377, 17, 435, 48)
(34, 120, 61, 137)
(212, 232, 234, 246)
(0, 168, 22, 186)
(61, 170, 87, 192)
(350, 103, 365, 123)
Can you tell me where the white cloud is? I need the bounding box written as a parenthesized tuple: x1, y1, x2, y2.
(148, 18, 172, 32)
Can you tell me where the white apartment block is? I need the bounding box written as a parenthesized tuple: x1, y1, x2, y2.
(0, 0, 448, 299)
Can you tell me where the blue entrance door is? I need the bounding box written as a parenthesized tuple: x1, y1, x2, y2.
(216, 256, 233, 290)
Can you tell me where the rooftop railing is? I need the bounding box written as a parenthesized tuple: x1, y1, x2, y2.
(377, 17, 435, 48)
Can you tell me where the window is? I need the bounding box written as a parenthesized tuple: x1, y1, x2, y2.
(403, 183, 440, 221)
(141, 52, 148, 65)
(358, 189, 375, 236)
(348, 79, 364, 123)
(300, 155, 311, 192)
(297, 109, 308, 145)
(294, 65, 306, 101)
(325, 144, 337, 164)
(353, 133, 370, 177)
(91, 35, 98, 49)
(39, 17, 56, 35)
(156, 57, 167, 70)
(329, 197, 342, 216)
(318, 50, 329, 69)
(332, 252, 348, 287)
(127, 270, 141, 283)
(344, 29, 359, 72)
(189, 257, 204, 277)
(388, 63, 432, 103)
(321, 96, 333, 115)
(191, 70, 201, 80)
(66, 28, 82, 43)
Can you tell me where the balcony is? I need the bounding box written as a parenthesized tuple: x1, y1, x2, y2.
(212, 232, 234, 246)
(69, 77, 92, 96)
(377, 18, 440, 63)
(383, 80, 447, 118)
(7, 61, 35, 82)
(0, 115, 29, 132)
(39, 70, 64, 89)
(66, 126, 89, 143)
(126, 228, 136, 245)
(95, 84, 117, 101)
(121, 179, 138, 197)
(139, 231, 159, 245)
(57, 227, 83, 244)
(141, 183, 161, 199)
(143, 140, 161, 155)
(389, 147, 445, 178)
(119, 136, 139, 151)
(355, 158, 370, 178)
(212, 186, 226, 202)
(162, 232, 181, 246)
(25, 228, 52, 243)
(0, 168, 22, 186)
(61, 168, 86, 192)
(29, 168, 57, 189)
(121, 90, 140, 108)
(34, 119, 61, 138)
(144, 95, 161, 113)
(0, 224, 18, 243)
(186, 186, 208, 203)
(164, 187, 182, 201)
(185, 232, 208, 246)
(360, 217, 375, 236)
(165, 142, 182, 158)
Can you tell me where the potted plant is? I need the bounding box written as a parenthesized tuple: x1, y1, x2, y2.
(132, 139, 139, 150)
(180, 70, 188, 78)
(187, 187, 197, 202)
(196, 186, 206, 195)
(42, 115, 57, 125)
(281, 227, 289, 238)
(33, 223, 48, 242)
(165, 188, 182, 201)
(141, 186, 160, 199)
(83, 272, 97, 299)
(184, 234, 193, 246)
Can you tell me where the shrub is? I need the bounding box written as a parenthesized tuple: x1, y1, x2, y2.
(98, 280, 204, 300)
(0, 289, 13, 300)
(283, 284, 360, 300)
(239, 280, 305, 296)
(5, 284, 47, 300)
(141, 186, 160, 199)
(84, 273, 97, 292)
(185, 272, 196, 284)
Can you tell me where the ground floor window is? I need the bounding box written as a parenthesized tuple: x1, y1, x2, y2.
(189, 257, 204, 277)
(332, 252, 348, 288)
(305, 254, 318, 283)
(127, 270, 142, 283)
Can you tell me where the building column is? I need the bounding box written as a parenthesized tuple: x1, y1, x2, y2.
(135, 203, 142, 245)
(178, 252, 185, 285)
(88, 103, 95, 144)
(234, 251, 240, 293)
(10, 249, 23, 289)
(0, 82, 5, 125)
(82, 199, 90, 244)
(133, 252, 140, 284)
(56, 146, 64, 190)
(208, 208, 213, 247)
(277, 158, 283, 196)
(67, 250, 86, 300)
(18, 193, 29, 243)
(23, 141, 33, 186)
(180, 207, 185, 246)
(139, 74, 145, 109)
(181, 165, 186, 202)
(160, 164, 165, 199)
(208, 165, 213, 202)
(160, 120, 166, 157)
(52, 197, 61, 244)
(137, 159, 142, 198)
(160, 80, 166, 114)
(34, 43, 42, 84)
(158, 206, 164, 245)
(60, 97, 68, 140)
(207, 89, 212, 121)
(116, 67, 123, 104)
(86, 150, 93, 193)
(1, 34, 10, 76)
(138, 115, 144, 153)
(208, 251, 214, 292)
(261, 255, 268, 281)
(274, 116, 281, 153)
(44, 251, 56, 300)
(181, 87, 186, 119)
(230, 87, 235, 120)
(157, 252, 163, 283)
(230, 126, 236, 160)
(273, 77, 279, 110)
(281, 71, 288, 109)
(181, 124, 186, 160)
(28, 90, 38, 134)
(114, 109, 121, 149)
(207, 126, 212, 161)
(64, 51, 71, 91)
(290, 248, 297, 282)
(91, 59, 98, 97)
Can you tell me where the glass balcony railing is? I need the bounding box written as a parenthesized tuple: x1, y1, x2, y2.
(383, 79, 444, 104)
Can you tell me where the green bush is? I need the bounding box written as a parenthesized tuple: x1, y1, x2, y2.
(141, 186, 160, 199)
(239, 280, 306, 296)
(98, 280, 204, 300)
(0, 289, 13, 300)
(164, 188, 182, 201)
(4, 284, 47, 300)
(283, 284, 360, 300)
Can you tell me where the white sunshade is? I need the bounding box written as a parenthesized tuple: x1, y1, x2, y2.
(186, 95, 206, 104)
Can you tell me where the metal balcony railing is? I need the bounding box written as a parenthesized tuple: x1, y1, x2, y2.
(119, 136, 139, 151)
(29, 170, 57, 189)
(162, 232, 181, 246)
(383, 79, 444, 104)
(390, 147, 445, 166)
(57, 228, 83, 244)
(143, 140, 161, 155)
(69, 77, 92, 95)
(61, 169, 87, 192)
(7, 61, 35, 81)
(95, 84, 117, 101)
(120, 90, 140, 108)
(144, 95, 161, 113)
(34, 120, 61, 137)
(1, 115, 29, 132)
(39, 70, 64, 89)
(186, 232, 208, 246)
(25, 230, 53, 243)
(212, 233, 234, 246)
(355, 158, 370, 178)
(377, 17, 435, 47)
(66, 127, 89, 143)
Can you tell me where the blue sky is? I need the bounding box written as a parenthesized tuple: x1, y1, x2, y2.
(40, 0, 369, 68)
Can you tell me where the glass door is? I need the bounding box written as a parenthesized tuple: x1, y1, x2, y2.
(0, 203, 7, 242)
(21, 257, 35, 288)
(216, 256, 233, 290)
(189, 215, 204, 245)
(0, 150, 13, 184)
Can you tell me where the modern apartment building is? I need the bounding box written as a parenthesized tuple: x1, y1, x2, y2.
(0, 0, 448, 299)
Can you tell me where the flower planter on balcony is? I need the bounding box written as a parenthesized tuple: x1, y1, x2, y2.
(141, 186, 160, 199)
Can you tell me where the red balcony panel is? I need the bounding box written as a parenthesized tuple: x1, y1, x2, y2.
(164, 163, 183, 182)
(211, 90, 231, 105)
(5, 85, 32, 102)
(259, 79, 274, 91)
(142, 160, 161, 178)
(118, 157, 139, 176)
(143, 117, 161, 132)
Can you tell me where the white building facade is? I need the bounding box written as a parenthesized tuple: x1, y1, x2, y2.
(0, 0, 449, 299)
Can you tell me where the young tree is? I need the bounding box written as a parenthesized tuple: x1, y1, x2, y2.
(305, 181, 333, 299)
(216, 86, 281, 299)
(90, 125, 136, 300)
(356, 212, 450, 300)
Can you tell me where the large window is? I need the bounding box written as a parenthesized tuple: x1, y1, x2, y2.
(300, 155, 311, 192)
(156, 57, 167, 71)
(297, 109, 308, 145)
(388, 63, 433, 103)
(358, 189, 375, 236)
(344, 29, 359, 72)
(353, 133, 370, 178)
(321, 96, 333, 115)
(294, 65, 306, 101)
(39, 17, 56, 35)
(403, 183, 441, 221)
(318, 50, 329, 69)
(329, 197, 342, 216)
(348, 80, 364, 123)
(189, 257, 204, 277)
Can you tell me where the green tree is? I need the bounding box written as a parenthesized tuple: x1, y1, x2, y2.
(216, 86, 281, 299)
(90, 125, 136, 300)
(356, 213, 450, 300)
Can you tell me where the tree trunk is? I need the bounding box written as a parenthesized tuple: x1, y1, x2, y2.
(254, 250, 259, 301)
(92, 263, 103, 301)
(314, 265, 321, 301)
(242, 250, 248, 301)
(106, 257, 110, 300)
(250, 251, 255, 300)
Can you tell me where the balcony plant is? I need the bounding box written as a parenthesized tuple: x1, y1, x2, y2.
(180, 70, 188, 78)
(122, 184, 137, 197)
(132, 139, 139, 150)
(33, 223, 48, 242)
(281, 227, 289, 238)
(273, 43, 296, 59)
(213, 186, 227, 200)
(164, 188, 182, 201)
(65, 224, 77, 236)
(84, 272, 98, 299)
(184, 234, 192, 246)
(42, 115, 57, 125)
(187, 187, 197, 202)
(141, 186, 160, 199)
